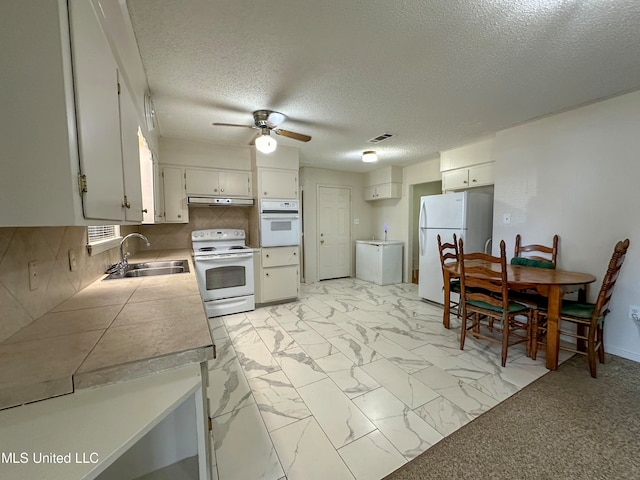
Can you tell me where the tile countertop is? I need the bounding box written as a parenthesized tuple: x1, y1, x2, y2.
(0, 249, 214, 410)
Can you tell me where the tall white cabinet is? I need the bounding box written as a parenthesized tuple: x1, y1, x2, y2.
(251, 146, 301, 304)
(0, 0, 145, 226)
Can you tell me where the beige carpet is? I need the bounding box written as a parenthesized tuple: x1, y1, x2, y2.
(385, 354, 640, 480)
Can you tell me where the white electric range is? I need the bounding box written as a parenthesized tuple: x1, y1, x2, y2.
(191, 229, 255, 318)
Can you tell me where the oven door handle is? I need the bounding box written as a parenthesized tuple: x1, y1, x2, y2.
(260, 214, 300, 219)
(196, 253, 254, 261)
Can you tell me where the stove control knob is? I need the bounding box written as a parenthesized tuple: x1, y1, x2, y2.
(234, 231, 239, 236)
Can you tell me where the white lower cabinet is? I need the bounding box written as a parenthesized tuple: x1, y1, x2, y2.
(256, 246, 299, 304)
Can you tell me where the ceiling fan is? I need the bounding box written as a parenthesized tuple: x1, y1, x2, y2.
(213, 110, 311, 154)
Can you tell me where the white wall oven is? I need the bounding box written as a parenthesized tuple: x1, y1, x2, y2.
(260, 199, 300, 247)
(192, 229, 255, 318)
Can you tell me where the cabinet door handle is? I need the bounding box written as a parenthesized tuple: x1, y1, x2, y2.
(142, 209, 148, 213)
(265, 272, 269, 277)
(463, 180, 468, 184)
(293, 252, 296, 255)
(221, 188, 224, 192)
(177, 214, 182, 218)
(266, 254, 270, 258)
(472, 179, 477, 183)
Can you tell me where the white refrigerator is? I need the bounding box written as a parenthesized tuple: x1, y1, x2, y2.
(418, 191, 493, 303)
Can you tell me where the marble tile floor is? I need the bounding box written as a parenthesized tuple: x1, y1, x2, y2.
(205, 278, 573, 480)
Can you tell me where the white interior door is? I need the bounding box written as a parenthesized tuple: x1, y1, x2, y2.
(318, 186, 351, 280)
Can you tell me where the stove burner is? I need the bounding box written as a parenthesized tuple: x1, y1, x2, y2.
(198, 247, 216, 252)
(229, 246, 247, 250)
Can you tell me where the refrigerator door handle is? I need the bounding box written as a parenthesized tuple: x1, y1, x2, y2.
(419, 200, 427, 256)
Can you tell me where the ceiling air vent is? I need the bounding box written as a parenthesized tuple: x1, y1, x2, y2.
(367, 133, 395, 144)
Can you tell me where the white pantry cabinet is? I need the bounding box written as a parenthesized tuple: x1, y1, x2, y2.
(0, 0, 144, 226)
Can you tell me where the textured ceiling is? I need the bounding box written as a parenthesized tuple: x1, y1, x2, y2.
(127, 0, 640, 172)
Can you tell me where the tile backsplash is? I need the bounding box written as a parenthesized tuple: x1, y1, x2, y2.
(0, 226, 134, 342)
(139, 206, 253, 249)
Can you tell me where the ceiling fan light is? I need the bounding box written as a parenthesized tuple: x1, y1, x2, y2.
(255, 133, 277, 154)
(362, 150, 378, 163)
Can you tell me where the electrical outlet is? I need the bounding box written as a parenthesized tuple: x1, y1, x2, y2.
(353, 218, 360, 225)
(629, 305, 640, 322)
(28, 260, 39, 291)
(503, 213, 511, 224)
(68, 249, 78, 272)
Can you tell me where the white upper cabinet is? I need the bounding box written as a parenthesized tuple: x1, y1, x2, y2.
(162, 166, 188, 223)
(185, 168, 251, 197)
(440, 137, 495, 191)
(119, 81, 144, 223)
(364, 166, 402, 201)
(0, 0, 145, 226)
(442, 163, 494, 191)
(258, 169, 298, 199)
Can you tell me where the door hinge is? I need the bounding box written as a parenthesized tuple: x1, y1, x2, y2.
(78, 174, 88, 193)
(208, 417, 212, 431)
(117, 82, 121, 95)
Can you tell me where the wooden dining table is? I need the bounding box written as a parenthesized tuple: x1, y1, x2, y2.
(443, 261, 596, 370)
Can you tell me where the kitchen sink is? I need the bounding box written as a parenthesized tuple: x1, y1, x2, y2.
(103, 260, 190, 280)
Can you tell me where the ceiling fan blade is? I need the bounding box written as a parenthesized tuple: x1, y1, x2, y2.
(212, 122, 258, 129)
(274, 129, 311, 142)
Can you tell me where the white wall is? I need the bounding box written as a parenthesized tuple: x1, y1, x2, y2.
(300, 168, 372, 283)
(492, 89, 640, 362)
(159, 137, 251, 170)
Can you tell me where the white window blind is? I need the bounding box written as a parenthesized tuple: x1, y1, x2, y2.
(87, 225, 121, 255)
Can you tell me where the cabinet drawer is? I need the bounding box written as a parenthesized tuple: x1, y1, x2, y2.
(261, 246, 299, 267)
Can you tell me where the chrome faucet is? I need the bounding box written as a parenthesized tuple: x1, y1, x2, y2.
(119, 233, 151, 271)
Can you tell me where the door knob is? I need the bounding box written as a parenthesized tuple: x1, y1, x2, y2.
(320, 240, 324, 244)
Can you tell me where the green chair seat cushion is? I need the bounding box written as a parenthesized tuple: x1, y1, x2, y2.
(560, 301, 595, 319)
(450, 279, 461, 293)
(510, 257, 555, 269)
(467, 299, 529, 313)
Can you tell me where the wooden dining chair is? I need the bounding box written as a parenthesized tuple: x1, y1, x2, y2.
(458, 238, 533, 367)
(513, 234, 559, 268)
(531, 239, 630, 378)
(437, 233, 460, 325)
(510, 234, 560, 313)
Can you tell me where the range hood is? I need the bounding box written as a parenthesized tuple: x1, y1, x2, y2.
(187, 196, 254, 207)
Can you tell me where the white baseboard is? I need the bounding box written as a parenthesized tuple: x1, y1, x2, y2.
(605, 344, 640, 363)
